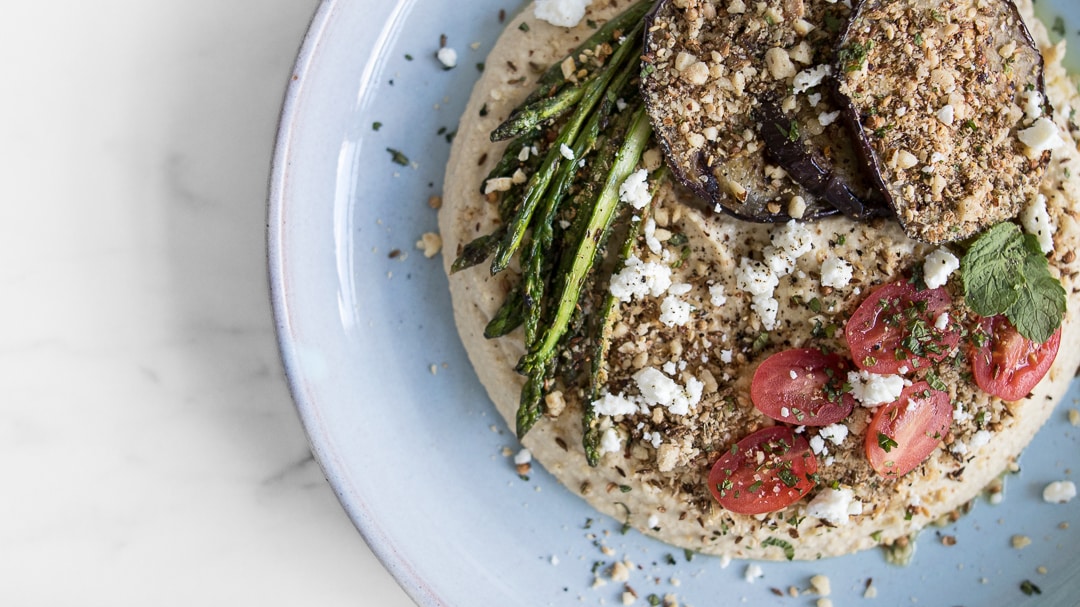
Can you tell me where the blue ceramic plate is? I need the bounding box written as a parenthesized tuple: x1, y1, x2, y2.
(269, 1, 1080, 605)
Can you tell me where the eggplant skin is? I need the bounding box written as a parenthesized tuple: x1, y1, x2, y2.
(641, 0, 861, 223)
(834, 0, 1052, 244)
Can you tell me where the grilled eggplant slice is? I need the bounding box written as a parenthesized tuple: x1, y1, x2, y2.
(641, 0, 874, 222)
(834, 0, 1052, 244)
(755, 98, 888, 220)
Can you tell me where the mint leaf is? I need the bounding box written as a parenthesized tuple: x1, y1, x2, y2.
(961, 223, 1026, 316)
(1006, 256, 1067, 343)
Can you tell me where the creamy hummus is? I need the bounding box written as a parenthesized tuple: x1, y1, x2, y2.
(440, 0, 1080, 559)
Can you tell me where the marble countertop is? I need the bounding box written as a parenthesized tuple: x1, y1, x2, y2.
(2, 1, 413, 604)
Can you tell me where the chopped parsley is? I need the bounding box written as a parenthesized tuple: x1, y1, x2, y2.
(762, 536, 796, 560)
(1020, 580, 1042, 596)
(1051, 16, 1066, 38)
(925, 371, 947, 392)
(776, 120, 800, 143)
(838, 40, 874, 73)
(877, 433, 899, 453)
(752, 331, 770, 353)
(386, 148, 410, 166)
(777, 468, 799, 488)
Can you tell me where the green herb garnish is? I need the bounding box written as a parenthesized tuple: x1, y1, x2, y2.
(838, 41, 873, 73)
(961, 222, 1066, 343)
(925, 371, 947, 392)
(762, 536, 796, 560)
(386, 148, 410, 166)
(1020, 580, 1042, 596)
(877, 433, 899, 453)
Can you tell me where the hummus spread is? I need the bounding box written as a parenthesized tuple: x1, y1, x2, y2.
(439, 0, 1080, 559)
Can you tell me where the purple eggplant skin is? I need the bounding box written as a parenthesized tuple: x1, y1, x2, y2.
(755, 98, 891, 221)
(641, 0, 857, 223)
(833, 0, 1053, 244)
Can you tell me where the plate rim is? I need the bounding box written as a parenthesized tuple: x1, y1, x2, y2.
(266, 1, 439, 605)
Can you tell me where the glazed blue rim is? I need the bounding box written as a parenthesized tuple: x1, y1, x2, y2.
(267, 1, 439, 605)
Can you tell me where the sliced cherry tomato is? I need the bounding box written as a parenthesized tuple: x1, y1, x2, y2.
(751, 348, 856, 426)
(971, 315, 1061, 401)
(864, 381, 952, 478)
(846, 280, 959, 375)
(708, 426, 817, 515)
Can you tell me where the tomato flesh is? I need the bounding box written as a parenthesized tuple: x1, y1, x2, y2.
(708, 426, 817, 515)
(864, 381, 952, 478)
(846, 280, 959, 375)
(971, 316, 1061, 401)
(751, 348, 856, 426)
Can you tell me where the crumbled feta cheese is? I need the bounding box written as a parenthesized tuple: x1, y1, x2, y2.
(847, 370, 905, 406)
(533, 0, 593, 27)
(736, 258, 779, 296)
(818, 423, 848, 445)
(793, 64, 833, 94)
(592, 392, 639, 416)
(720, 349, 733, 364)
(1022, 88, 1045, 122)
(642, 430, 662, 448)
(484, 177, 513, 194)
(1021, 193, 1055, 254)
(599, 427, 622, 455)
(1043, 480, 1077, 503)
(953, 402, 972, 424)
(818, 110, 840, 127)
(969, 430, 992, 449)
(743, 563, 764, 583)
(820, 256, 853, 288)
(709, 283, 728, 307)
(934, 312, 949, 331)
(751, 295, 780, 331)
(513, 448, 532, 465)
(436, 47, 458, 69)
(764, 220, 814, 275)
(644, 217, 662, 254)
(559, 143, 575, 160)
(1018, 117, 1065, 159)
(809, 434, 827, 455)
(806, 487, 862, 525)
(633, 367, 702, 416)
(807, 93, 822, 107)
(669, 282, 692, 296)
(619, 168, 652, 209)
(609, 255, 672, 302)
(922, 248, 960, 289)
(659, 295, 693, 327)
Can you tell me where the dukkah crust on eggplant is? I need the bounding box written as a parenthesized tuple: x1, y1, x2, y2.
(441, 0, 1080, 560)
(835, 0, 1052, 244)
(641, 0, 876, 222)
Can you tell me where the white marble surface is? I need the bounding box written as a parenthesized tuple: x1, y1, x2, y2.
(1, 1, 413, 604)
